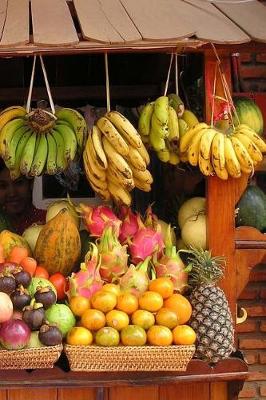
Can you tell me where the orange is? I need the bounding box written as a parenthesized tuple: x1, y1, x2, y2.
(131, 309, 155, 330)
(69, 295, 90, 317)
(138, 291, 163, 313)
(163, 293, 192, 324)
(66, 327, 93, 346)
(172, 325, 196, 345)
(155, 307, 179, 329)
(116, 293, 138, 315)
(101, 283, 121, 297)
(147, 325, 173, 346)
(120, 325, 147, 346)
(95, 327, 120, 346)
(91, 290, 117, 313)
(148, 277, 174, 299)
(81, 309, 106, 331)
(106, 310, 129, 331)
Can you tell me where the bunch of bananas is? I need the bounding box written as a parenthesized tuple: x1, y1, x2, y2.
(0, 105, 87, 179)
(179, 121, 266, 179)
(83, 111, 152, 206)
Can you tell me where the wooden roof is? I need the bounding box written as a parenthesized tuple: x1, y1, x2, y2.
(0, 0, 265, 55)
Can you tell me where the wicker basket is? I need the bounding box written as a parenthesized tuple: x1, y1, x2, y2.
(0, 345, 63, 370)
(64, 344, 195, 372)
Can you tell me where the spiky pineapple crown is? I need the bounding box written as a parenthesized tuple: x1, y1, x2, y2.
(186, 247, 225, 287)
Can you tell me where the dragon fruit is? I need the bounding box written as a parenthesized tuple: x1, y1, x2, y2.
(97, 226, 128, 283)
(118, 206, 141, 244)
(78, 204, 121, 237)
(119, 257, 151, 297)
(66, 242, 103, 299)
(153, 225, 188, 293)
(129, 225, 164, 264)
(144, 205, 176, 245)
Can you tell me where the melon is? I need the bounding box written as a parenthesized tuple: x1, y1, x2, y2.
(236, 184, 266, 232)
(233, 97, 264, 136)
(178, 197, 206, 229)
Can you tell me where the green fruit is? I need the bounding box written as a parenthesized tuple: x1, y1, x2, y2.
(95, 327, 120, 346)
(236, 184, 266, 232)
(26, 331, 44, 348)
(45, 303, 76, 338)
(233, 97, 264, 136)
(120, 325, 147, 346)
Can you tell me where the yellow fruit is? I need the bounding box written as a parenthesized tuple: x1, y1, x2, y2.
(138, 291, 164, 313)
(172, 325, 196, 345)
(69, 295, 90, 317)
(106, 310, 129, 331)
(131, 309, 155, 330)
(147, 325, 173, 346)
(81, 309, 106, 331)
(95, 327, 120, 346)
(66, 326, 93, 346)
(163, 293, 192, 324)
(116, 293, 139, 315)
(120, 325, 147, 346)
(101, 283, 121, 296)
(155, 307, 179, 329)
(148, 277, 174, 299)
(91, 290, 117, 313)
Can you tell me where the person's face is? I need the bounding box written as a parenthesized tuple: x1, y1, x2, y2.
(0, 168, 32, 217)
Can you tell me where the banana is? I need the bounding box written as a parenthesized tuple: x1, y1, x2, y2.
(106, 168, 135, 192)
(125, 144, 146, 171)
(0, 106, 26, 131)
(151, 113, 168, 139)
(130, 164, 153, 185)
(211, 152, 228, 180)
(199, 128, 217, 160)
(236, 125, 266, 153)
(46, 131, 58, 175)
(168, 106, 179, 142)
(83, 146, 106, 182)
(224, 136, 241, 178)
(149, 127, 166, 152)
(154, 96, 169, 126)
(198, 153, 214, 176)
(168, 93, 184, 117)
(138, 102, 154, 136)
(179, 151, 189, 163)
(102, 137, 132, 179)
(181, 109, 199, 129)
(91, 125, 108, 169)
(83, 151, 108, 190)
(51, 128, 67, 172)
(85, 168, 111, 201)
(178, 118, 189, 138)
(0, 118, 26, 157)
(157, 147, 170, 163)
(97, 116, 129, 156)
(230, 135, 254, 171)
(211, 131, 226, 170)
(169, 151, 180, 165)
(107, 180, 132, 206)
(54, 122, 77, 162)
(137, 141, 150, 166)
(179, 123, 208, 153)
(9, 128, 33, 180)
(187, 128, 207, 166)
(30, 133, 48, 176)
(55, 107, 87, 154)
(106, 111, 142, 149)
(84, 134, 106, 172)
(20, 130, 37, 176)
(234, 132, 263, 164)
(4, 125, 29, 169)
(133, 177, 152, 192)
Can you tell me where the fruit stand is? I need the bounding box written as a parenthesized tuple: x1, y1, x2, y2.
(0, 1, 266, 400)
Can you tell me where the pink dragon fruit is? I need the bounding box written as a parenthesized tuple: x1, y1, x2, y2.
(153, 225, 188, 293)
(78, 204, 121, 237)
(97, 225, 128, 283)
(66, 242, 103, 299)
(118, 206, 141, 244)
(119, 257, 151, 297)
(144, 204, 159, 230)
(129, 225, 164, 264)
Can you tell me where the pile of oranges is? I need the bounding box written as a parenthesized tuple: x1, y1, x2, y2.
(67, 277, 196, 347)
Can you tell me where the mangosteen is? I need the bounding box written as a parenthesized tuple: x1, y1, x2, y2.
(34, 286, 56, 309)
(0, 273, 16, 295)
(13, 270, 31, 288)
(0, 262, 22, 275)
(38, 323, 62, 346)
(22, 300, 45, 331)
(10, 285, 31, 310)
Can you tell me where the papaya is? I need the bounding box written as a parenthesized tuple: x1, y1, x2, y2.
(233, 97, 264, 136)
(34, 208, 81, 276)
(0, 230, 31, 259)
(236, 184, 266, 232)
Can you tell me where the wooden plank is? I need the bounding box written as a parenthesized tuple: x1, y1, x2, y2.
(210, 382, 227, 400)
(109, 386, 159, 400)
(0, 0, 8, 42)
(214, 0, 266, 43)
(185, 0, 250, 44)
(0, 0, 29, 47)
(7, 389, 57, 400)
(31, 0, 79, 46)
(160, 383, 210, 400)
(120, 0, 195, 41)
(0, 390, 7, 400)
(58, 388, 97, 400)
(73, 0, 124, 43)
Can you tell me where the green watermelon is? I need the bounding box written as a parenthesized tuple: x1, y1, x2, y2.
(236, 184, 266, 232)
(233, 97, 264, 136)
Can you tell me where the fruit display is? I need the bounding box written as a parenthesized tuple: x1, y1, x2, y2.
(83, 111, 152, 206)
(236, 183, 266, 232)
(233, 97, 264, 136)
(0, 105, 87, 179)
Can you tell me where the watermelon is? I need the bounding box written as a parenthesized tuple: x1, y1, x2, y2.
(236, 184, 266, 232)
(233, 97, 264, 136)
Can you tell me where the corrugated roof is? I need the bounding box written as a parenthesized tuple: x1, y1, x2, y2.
(0, 0, 265, 55)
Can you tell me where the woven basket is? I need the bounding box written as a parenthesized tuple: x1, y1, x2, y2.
(64, 344, 195, 372)
(0, 345, 63, 370)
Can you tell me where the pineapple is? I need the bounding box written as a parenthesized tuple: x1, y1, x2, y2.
(187, 247, 235, 364)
